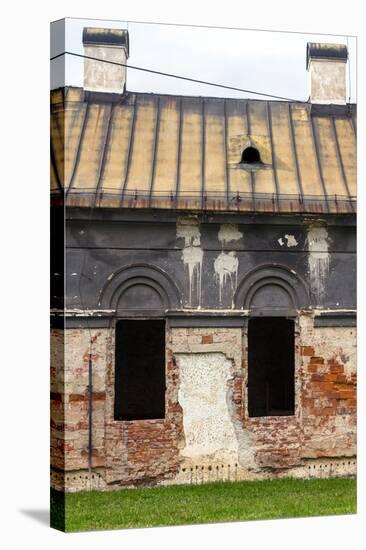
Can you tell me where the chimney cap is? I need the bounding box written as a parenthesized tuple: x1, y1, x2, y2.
(83, 27, 129, 55)
(306, 42, 348, 70)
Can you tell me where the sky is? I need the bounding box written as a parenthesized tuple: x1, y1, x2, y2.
(51, 17, 357, 103)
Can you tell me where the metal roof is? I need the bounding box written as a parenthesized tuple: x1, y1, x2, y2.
(50, 87, 356, 213)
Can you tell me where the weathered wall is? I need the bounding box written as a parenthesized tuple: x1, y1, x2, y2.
(51, 328, 109, 489)
(51, 318, 356, 492)
(300, 315, 356, 458)
(51, 210, 356, 491)
(63, 211, 356, 313)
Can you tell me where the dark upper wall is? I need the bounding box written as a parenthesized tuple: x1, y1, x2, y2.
(57, 209, 356, 317)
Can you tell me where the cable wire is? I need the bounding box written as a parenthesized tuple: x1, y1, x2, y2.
(50, 50, 299, 102)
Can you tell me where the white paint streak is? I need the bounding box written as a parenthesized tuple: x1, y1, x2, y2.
(177, 353, 239, 460)
(177, 217, 203, 306)
(218, 224, 243, 245)
(214, 251, 239, 304)
(182, 246, 203, 305)
(307, 227, 330, 303)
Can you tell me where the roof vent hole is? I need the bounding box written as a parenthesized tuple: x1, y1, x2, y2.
(241, 146, 261, 164)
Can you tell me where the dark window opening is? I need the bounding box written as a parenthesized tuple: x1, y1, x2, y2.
(248, 317, 295, 417)
(241, 146, 261, 164)
(114, 319, 166, 421)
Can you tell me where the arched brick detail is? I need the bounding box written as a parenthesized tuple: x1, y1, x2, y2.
(234, 264, 310, 313)
(99, 263, 181, 313)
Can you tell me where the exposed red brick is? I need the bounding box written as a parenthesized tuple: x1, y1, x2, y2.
(301, 346, 315, 356)
(310, 356, 325, 364)
(322, 374, 338, 382)
(330, 365, 344, 374)
(69, 392, 106, 402)
(69, 394, 85, 402)
(201, 334, 213, 344)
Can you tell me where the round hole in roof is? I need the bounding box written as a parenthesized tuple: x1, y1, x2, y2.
(241, 146, 261, 164)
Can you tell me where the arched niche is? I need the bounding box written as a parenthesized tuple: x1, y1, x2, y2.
(99, 264, 181, 314)
(234, 264, 309, 315)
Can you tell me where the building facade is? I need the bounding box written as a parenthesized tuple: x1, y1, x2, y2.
(50, 30, 356, 492)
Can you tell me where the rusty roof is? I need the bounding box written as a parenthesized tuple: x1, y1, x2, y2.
(50, 87, 356, 214)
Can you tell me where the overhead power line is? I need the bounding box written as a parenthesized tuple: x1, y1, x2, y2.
(50, 51, 299, 102)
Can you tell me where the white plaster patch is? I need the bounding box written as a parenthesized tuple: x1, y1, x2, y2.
(307, 227, 330, 303)
(176, 217, 201, 247)
(214, 251, 239, 304)
(177, 353, 239, 460)
(218, 224, 243, 245)
(278, 234, 298, 247)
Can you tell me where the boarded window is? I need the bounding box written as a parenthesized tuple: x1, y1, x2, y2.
(114, 320, 166, 420)
(248, 317, 295, 417)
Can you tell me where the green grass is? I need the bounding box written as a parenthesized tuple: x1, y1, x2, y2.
(51, 477, 356, 532)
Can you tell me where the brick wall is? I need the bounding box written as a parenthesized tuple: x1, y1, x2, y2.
(299, 315, 356, 459)
(50, 316, 356, 491)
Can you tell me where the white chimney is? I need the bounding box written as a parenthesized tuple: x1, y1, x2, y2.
(82, 27, 129, 94)
(307, 42, 348, 104)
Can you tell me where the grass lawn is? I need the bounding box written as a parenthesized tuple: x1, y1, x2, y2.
(51, 477, 356, 532)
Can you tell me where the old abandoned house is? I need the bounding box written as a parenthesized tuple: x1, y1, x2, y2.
(50, 28, 356, 492)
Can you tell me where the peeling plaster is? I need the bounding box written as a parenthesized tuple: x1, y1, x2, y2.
(176, 353, 240, 461)
(307, 227, 330, 303)
(218, 224, 243, 245)
(214, 251, 239, 305)
(177, 217, 201, 247)
(278, 234, 298, 247)
(175, 350, 256, 469)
